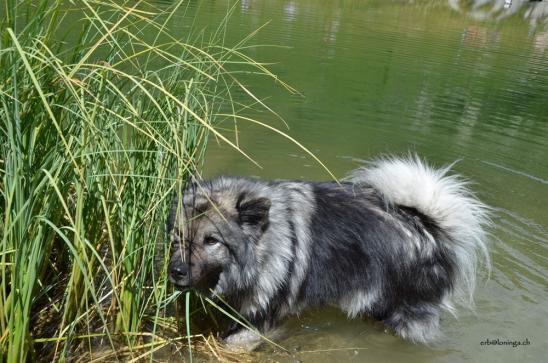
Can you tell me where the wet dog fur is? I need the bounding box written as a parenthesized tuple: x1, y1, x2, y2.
(167, 157, 489, 350)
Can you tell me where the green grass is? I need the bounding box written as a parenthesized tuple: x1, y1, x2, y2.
(0, 0, 296, 361)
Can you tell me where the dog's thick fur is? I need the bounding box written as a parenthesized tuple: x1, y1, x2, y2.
(168, 157, 489, 349)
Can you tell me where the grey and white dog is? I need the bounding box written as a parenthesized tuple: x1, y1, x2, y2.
(168, 157, 489, 350)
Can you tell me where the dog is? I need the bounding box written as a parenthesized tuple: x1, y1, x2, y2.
(167, 156, 489, 350)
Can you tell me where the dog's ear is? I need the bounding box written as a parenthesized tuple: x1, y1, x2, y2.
(236, 193, 271, 231)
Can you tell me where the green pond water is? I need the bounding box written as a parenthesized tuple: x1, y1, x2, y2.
(171, 1, 547, 362)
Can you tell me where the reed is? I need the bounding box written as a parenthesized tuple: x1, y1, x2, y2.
(0, 0, 292, 361)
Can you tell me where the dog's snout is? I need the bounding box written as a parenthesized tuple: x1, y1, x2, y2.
(170, 264, 189, 279)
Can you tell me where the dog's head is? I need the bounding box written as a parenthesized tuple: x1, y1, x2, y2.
(167, 179, 270, 292)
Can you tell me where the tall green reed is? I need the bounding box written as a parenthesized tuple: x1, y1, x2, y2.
(0, 1, 293, 361)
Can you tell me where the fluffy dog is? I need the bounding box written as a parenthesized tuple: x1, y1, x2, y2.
(167, 157, 489, 350)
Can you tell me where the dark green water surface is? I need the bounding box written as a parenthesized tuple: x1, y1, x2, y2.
(174, 1, 548, 362)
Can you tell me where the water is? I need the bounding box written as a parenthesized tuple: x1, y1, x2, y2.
(179, 1, 548, 361)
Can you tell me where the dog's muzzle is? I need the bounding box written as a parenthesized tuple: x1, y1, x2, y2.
(169, 263, 190, 289)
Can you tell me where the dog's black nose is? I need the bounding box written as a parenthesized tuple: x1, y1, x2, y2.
(170, 265, 189, 279)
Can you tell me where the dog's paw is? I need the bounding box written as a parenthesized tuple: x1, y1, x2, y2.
(223, 329, 262, 352)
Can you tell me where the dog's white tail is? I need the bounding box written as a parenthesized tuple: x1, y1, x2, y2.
(347, 156, 490, 309)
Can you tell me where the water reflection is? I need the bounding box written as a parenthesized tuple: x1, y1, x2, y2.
(449, 0, 548, 29)
(533, 30, 548, 52)
(283, 1, 298, 22)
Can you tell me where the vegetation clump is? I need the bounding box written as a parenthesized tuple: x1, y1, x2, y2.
(0, 1, 287, 361)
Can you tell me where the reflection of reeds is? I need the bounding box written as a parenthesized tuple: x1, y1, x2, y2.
(0, 1, 291, 361)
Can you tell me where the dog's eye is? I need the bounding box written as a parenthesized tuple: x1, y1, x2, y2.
(204, 236, 218, 246)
